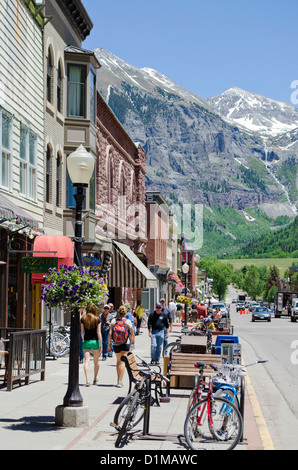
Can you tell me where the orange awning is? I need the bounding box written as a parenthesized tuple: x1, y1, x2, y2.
(31, 235, 74, 283)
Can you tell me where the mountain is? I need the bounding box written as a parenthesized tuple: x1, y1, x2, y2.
(93, 48, 298, 255)
(207, 87, 298, 138)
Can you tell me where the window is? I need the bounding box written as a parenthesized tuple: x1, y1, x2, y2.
(67, 64, 86, 118)
(0, 110, 12, 190)
(20, 126, 37, 200)
(47, 50, 53, 103)
(46, 145, 51, 203)
(89, 167, 95, 211)
(90, 67, 96, 123)
(56, 153, 61, 207)
(57, 61, 63, 113)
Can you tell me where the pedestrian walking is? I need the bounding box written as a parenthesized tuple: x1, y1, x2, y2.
(160, 298, 173, 351)
(107, 305, 135, 388)
(80, 306, 102, 387)
(148, 302, 169, 365)
(196, 301, 208, 319)
(169, 299, 177, 322)
(135, 299, 144, 335)
(100, 305, 114, 360)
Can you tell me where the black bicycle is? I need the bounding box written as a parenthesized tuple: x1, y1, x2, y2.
(111, 362, 169, 447)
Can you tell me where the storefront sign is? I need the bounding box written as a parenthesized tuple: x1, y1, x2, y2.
(21, 257, 58, 273)
(82, 256, 102, 273)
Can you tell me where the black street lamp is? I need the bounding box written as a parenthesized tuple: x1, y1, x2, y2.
(182, 262, 190, 328)
(64, 145, 95, 408)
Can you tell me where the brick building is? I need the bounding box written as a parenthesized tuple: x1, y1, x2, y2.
(95, 92, 156, 308)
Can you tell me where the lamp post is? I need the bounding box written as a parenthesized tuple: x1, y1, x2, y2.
(63, 145, 95, 409)
(182, 262, 189, 328)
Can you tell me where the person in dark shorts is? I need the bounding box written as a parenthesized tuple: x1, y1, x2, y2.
(81, 306, 102, 387)
(107, 306, 135, 387)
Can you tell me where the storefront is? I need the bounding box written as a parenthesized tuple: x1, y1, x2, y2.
(0, 194, 40, 329)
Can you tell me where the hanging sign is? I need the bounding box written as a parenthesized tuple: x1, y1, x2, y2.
(21, 257, 58, 273)
(82, 256, 102, 273)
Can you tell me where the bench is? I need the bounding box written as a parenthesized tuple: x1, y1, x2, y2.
(166, 352, 222, 396)
(121, 352, 168, 406)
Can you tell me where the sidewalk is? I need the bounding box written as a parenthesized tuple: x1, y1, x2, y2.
(0, 325, 263, 451)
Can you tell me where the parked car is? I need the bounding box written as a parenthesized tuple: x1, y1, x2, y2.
(291, 300, 298, 323)
(211, 302, 229, 318)
(252, 307, 271, 322)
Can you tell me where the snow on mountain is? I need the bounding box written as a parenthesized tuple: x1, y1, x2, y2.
(94, 48, 211, 110)
(207, 87, 298, 137)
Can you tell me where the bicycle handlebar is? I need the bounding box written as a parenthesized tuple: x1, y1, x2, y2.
(135, 354, 170, 382)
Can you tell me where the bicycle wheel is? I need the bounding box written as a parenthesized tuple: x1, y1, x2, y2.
(48, 333, 70, 357)
(187, 374, 199, 412)
(163, 341, 181, 356)
(113, 390, 145, 432)
(115, 390, 141, 447)
(184, 396, 243, 450)
(214, 387, 240, 410)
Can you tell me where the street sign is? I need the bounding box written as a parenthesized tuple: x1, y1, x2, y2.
(21, 256, 58, 273)
(82, 256, 102, 273)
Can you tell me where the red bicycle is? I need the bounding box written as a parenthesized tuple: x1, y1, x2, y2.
(184, 361, 243, 451)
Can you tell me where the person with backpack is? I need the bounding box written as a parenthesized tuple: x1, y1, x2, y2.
(107, 305, 135, 388)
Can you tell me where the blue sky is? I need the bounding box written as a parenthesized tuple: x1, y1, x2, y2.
(82, 0, 298, 105)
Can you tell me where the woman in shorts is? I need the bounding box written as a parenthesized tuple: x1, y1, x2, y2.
(81, 306, 102, 386)
(107, 305, 135, 387)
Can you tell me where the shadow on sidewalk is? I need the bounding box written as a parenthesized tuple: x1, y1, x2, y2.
(0, 415, 56, 432)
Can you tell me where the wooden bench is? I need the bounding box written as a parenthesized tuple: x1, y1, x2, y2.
(0, 350, 8, 385)
(166, 352, 222, 396)
(121, 352, 168, 406)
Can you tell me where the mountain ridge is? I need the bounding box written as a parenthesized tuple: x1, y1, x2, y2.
(94, 48, 298, 255)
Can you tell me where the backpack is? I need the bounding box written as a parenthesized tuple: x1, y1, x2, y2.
(112, 318, 129, 344)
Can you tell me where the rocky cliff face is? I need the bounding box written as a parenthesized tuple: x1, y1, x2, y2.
(94, 48, 297, 219)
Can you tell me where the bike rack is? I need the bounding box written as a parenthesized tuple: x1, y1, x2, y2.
(143, 375, 151, 436)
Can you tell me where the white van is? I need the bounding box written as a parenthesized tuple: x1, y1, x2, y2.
(291, 300, 298, 323)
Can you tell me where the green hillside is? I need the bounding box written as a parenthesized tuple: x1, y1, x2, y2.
(197, 205, 284, 258)
(234, 216, 298, 258)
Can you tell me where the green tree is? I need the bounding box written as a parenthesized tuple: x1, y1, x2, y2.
(242, 265, 263, 300)
(198, 258, 233, 300)
(263, 265, 280, 301)
(267, 285, 278, 303)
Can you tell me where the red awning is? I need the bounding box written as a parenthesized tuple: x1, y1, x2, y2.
(31, 235, 74, 283)
(169, 273, 185, 288)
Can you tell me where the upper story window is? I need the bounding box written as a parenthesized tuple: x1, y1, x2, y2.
(20, 125, 37, 201)
(45, 144, 51, 203)
(0, 109, 12, 191)
(90, 66, 96, 124)
(57, 61, 63, 113)
(47, 49, 53, 103)
(56, 153, 61, 207)
(67, 64, 86, 118)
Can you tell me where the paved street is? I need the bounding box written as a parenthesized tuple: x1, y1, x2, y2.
(227, 286, 298, 450)
(0, 316, 266, 452)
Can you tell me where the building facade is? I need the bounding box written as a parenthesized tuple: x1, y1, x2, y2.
(96, 92, 156, 309)
(0, 0, 46, 329)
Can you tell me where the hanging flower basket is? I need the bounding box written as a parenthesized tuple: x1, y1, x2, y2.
(40, 264, 108, 310)
(176, 295, 192, 305)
